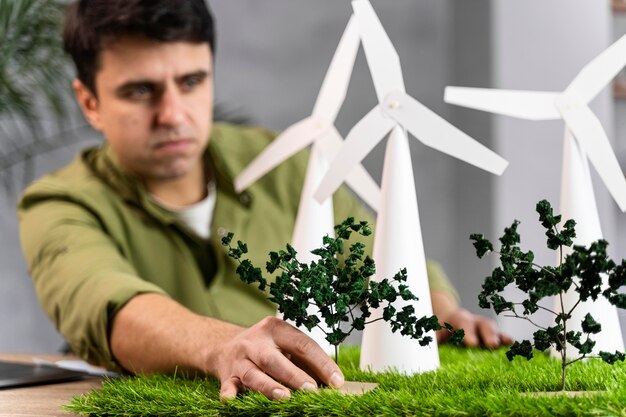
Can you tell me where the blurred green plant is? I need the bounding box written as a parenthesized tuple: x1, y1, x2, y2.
(0, 0, 85, 186)
(0, 0, 69, 127)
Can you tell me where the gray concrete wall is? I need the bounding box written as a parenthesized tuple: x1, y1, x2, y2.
(1, 0, 471, 352)
(0, 134, 99, 352)
(448, 0, 495, 315)
(0, 0, 462, 352)
(211, 0, 494, 313)
(614, 12, 626, 258)
(1, 0, 622, 352)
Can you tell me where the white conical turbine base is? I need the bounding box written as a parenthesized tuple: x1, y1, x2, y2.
(359, 126, 439, 374)
(279, 140, 335, 356)
(551, 130, 624, 358)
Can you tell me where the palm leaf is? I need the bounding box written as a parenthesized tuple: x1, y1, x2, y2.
(0, 0, 70, 128)
(0, 0, 78, 183)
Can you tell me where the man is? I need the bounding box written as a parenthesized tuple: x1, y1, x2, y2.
(18, 0, 511, 401)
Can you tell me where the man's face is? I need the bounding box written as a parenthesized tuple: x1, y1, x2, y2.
(75, 37, 214, 185)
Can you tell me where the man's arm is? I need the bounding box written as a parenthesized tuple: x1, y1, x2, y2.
(19, 195, 343, 399)
(110, 293, 344, 400)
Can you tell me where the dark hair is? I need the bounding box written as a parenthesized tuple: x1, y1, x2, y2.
(63, 0, 215, 94)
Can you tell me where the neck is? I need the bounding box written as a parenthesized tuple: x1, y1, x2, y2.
(145, 166, 207, 207)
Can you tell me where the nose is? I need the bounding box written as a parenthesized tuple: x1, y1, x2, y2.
(156, 86, 185, 127)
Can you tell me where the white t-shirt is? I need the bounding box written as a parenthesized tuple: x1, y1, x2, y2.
(151, 184, 216, 240)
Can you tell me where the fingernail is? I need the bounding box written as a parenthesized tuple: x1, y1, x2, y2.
(220, 385, 239, 402)
(220, 393, 235, 403)
(272, 389, 290, 400)
(300, 382, 317, 392)
(330, 372, 344, 388)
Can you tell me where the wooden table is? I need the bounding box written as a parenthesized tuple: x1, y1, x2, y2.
(0, 354, 102, 417)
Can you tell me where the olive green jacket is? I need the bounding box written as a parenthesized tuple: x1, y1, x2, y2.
(18, 123, 457, 370)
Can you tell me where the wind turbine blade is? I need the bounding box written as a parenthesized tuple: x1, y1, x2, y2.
(444, 86, 560, 121)
(386, 91, 508, 175)
(234, 117, 326, 192)
(345, 162, 381, 212)
(559, 103, 626, 212)
(320, 127, 381, 212)
(352, 0, 405, 102)
(312, 15, 361, 123)
(314, 106, 395, 203)
(565, 33, 626, 104)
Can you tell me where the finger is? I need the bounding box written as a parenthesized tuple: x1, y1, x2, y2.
(220, 376, 242, 402)
(476, 318, 500, 349)
(290, 356, 323, 385)
(239, 360, 291, 400)
(462, 321, 480, 347)
(435, 327, 450, 344)
(499, 331, 514, 346)
(250, 344, 318, 392)
(271, 320, 344, 388)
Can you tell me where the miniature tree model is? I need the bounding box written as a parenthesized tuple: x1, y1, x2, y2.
(222, 217, 464, 364)
(471, 200, 626, 391)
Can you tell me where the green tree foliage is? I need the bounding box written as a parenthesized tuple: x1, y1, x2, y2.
(471, 199, 626, 390)
(223, 217, 464, 363)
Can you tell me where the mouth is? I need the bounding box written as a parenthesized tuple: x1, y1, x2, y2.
(153, 138, 194, 152)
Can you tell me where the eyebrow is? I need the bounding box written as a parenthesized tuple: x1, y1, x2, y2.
(114, 70, 211, 96)
(176, 70, 210, 84)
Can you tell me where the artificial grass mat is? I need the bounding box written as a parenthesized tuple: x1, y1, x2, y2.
(66, 345, 626, 416)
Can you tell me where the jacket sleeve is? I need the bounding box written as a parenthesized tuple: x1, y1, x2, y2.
(18, 198, 167, 371)
(331, 185, 460, 303)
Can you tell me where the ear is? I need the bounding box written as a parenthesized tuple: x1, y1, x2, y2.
(73, 79, 103, 131)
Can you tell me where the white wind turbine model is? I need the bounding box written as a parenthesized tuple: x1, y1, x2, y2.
(315, 0, 508, 373)
(445, 33, 626, 356)
(234, 15, 380, 355)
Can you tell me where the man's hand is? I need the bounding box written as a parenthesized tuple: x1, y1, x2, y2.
(436, 307, 513, 348)
(431, 289, 513, 348)
(208, 316, 344, 401)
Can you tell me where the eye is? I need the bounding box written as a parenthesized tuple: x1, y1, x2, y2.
(180, 73, 207, 92)
(118, 83, 155, 101)
(128, 84, 153, 99)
